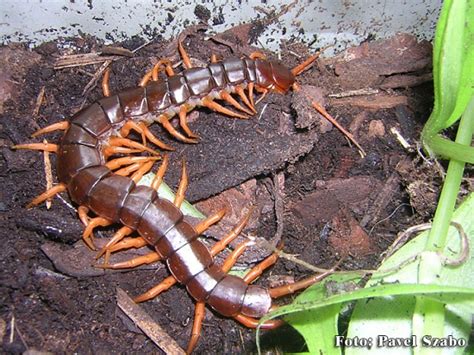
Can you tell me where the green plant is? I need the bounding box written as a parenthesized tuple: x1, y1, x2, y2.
(258, 1, 474, 354)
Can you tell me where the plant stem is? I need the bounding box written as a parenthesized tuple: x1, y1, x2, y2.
(426, 96, 474, 252)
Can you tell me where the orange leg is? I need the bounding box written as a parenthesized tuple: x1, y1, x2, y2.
(173, 160, 188, 209)
(249, 52, 266, 60)
(234, 314, 282, 329)
(120, 120, 147, 145)
(139, 59, 175, 87)
(269, 270, 334, 299)
(115, 162, 145, 177)
(178, 40, 193, 69)
(105, 156, 159, 170)
(235, 86, 257, 113)
(159, 115, 199, 144)
(219, 91, 253, 115)
(130, 160, 155, 184)
(31, 121, 70, 138)
(107, 137, 160, 156)
(195, 208, 226, 235)
(95, 225, 134, 260)
(201, 97, 248, 119)
(96, 251, 160, 269)
(151, 154, 169, 190)
(12, 143, 58, 153)
(103, 146, 142, 158)
(255, 88, 269, 105)
(247, 83, 255, 108)
(291, 51, 322, 76)
(138, 122, 174, 150)
(179, 105, 200, 139)
(210, 53, 218, 63)
(26, 183, 66, 208)
(209, 208, 252, 255)
(102, 67, 112, 97)
(187, 301, 206, 354)
(83, 216, 111, 250)
(103, 236, 148, 265)
(243, 252, 279, 284)
(134, 275, 176, 303)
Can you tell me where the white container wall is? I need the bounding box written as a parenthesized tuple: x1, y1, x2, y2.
(1, 0, 441, 51)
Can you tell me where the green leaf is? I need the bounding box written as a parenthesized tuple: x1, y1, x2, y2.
(346, 193, 474, 354)
(138, 172, 206, 219)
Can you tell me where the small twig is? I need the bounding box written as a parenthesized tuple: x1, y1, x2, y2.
(271, 172, 285, 245)
(42, 139, 53, 209)
(33, 86, 46, 117)
(101, 46, 134, 57)
(441, 221, 469, 267)
(54, 53, 120, 70)
(82, 59, 112, 96)
(116, 288, 185, 355)
(328, 88, 379, 98)
(132, 39, 153, 54)
(390, 127, 413, 151)
(381, 223, 432, 262)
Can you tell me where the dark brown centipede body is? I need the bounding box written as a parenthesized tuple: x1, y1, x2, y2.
(58, 55, 296, 319)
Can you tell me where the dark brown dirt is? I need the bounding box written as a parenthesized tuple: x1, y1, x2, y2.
(1, 28, 437, 354)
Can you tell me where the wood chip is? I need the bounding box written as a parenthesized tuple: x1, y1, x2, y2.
(33, 86, 45, 116)
(43, 139, 53, 209)
(54, 53, 120, 70)
(116, 288, 185, 355)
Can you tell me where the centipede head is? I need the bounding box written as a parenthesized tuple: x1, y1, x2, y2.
(254, 59, 295, 93)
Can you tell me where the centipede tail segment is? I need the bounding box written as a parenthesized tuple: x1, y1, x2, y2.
(14, 40, 332, 353)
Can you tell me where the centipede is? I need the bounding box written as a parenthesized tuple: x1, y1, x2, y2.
(13, 39, 334, 353)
